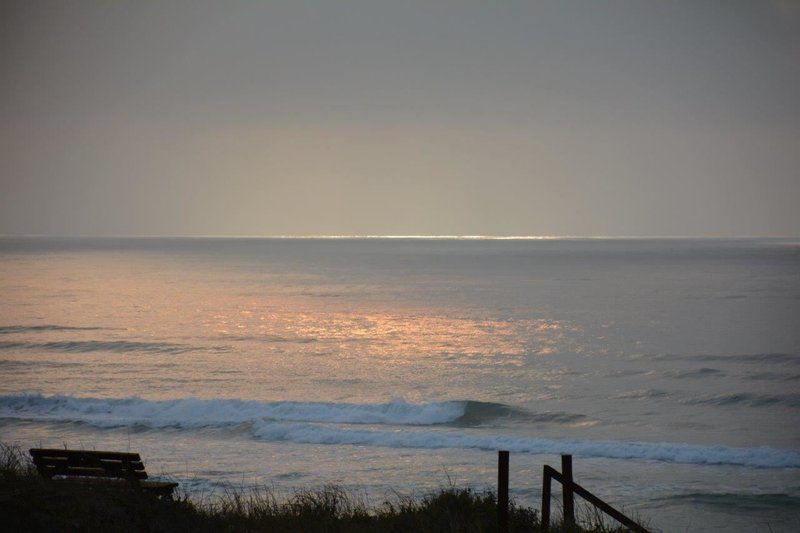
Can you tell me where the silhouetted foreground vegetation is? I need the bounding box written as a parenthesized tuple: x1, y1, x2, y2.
(0, 444, 637, 532)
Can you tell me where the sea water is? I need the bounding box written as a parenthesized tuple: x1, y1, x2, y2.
(0, 237, 798, 531)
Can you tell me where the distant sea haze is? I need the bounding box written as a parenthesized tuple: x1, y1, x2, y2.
(1, 237, 798, 532)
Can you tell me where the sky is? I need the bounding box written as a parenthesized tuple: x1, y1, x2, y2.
(1, 0, 798, 237)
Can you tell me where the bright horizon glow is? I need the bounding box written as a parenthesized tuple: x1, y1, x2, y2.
(1, 234, 798, 241)
(2, 1, 798, 238)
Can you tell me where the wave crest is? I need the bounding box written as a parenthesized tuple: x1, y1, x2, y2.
(1, 394, 797, 469)
(0, 394, 531, 427)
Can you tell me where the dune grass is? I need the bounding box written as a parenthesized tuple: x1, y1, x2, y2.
(0, 443, 639, 532)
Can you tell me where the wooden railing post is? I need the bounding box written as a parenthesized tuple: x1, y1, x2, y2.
(498, 450, 509, 533)
(561, 454, 574, 526)
(544, 463, 649, 533)
(541, 465, 552, 531)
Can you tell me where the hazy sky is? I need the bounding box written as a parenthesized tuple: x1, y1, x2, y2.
(1, 1, 798, 237)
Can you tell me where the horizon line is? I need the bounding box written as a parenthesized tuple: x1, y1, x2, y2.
(1, 234, 798, 240)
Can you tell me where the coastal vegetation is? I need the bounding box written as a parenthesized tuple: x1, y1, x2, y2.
(0, 443, 635, 532)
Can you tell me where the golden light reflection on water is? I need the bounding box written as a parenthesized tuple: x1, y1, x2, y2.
(0, 251, 581, 401)
(210, 309, 575, 360)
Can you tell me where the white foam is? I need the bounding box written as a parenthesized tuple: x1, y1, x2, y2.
(0, 393, 466, 427)
(250, 422, 800, 469)
(3, 393, 798, 468)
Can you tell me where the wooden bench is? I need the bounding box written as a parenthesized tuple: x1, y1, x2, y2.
(29, 448, 178, 497)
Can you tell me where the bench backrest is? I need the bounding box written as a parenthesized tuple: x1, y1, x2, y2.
(30, 448, 148, 481)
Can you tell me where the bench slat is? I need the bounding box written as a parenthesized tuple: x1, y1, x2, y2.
(40, 465, 148, 480)
(29, 448, 176, 496)
(36, 461, 147, 476)
(34, 456, 145, 471)
(30, 449, 141, 461)
(52, 477, 178, 495)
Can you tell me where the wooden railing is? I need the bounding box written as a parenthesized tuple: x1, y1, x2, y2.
(496, 451, 648, 533)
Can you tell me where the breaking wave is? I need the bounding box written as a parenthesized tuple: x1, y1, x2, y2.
(0, 394, 536, 427)
(248, 422, 800, 468)
(1, 394, 798, 468)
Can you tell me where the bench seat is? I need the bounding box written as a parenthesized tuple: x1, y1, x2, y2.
(30, 448, 178, 497)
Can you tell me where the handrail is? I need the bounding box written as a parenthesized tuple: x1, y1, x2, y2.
(541, 456, 648, 532)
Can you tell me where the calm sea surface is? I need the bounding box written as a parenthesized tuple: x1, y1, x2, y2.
(1, 237, 798, 531)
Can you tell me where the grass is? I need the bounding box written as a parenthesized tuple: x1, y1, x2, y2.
(0, 443, 642, 532)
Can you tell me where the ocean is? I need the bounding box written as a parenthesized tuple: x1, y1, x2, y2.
(1, 237, 798, 531)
